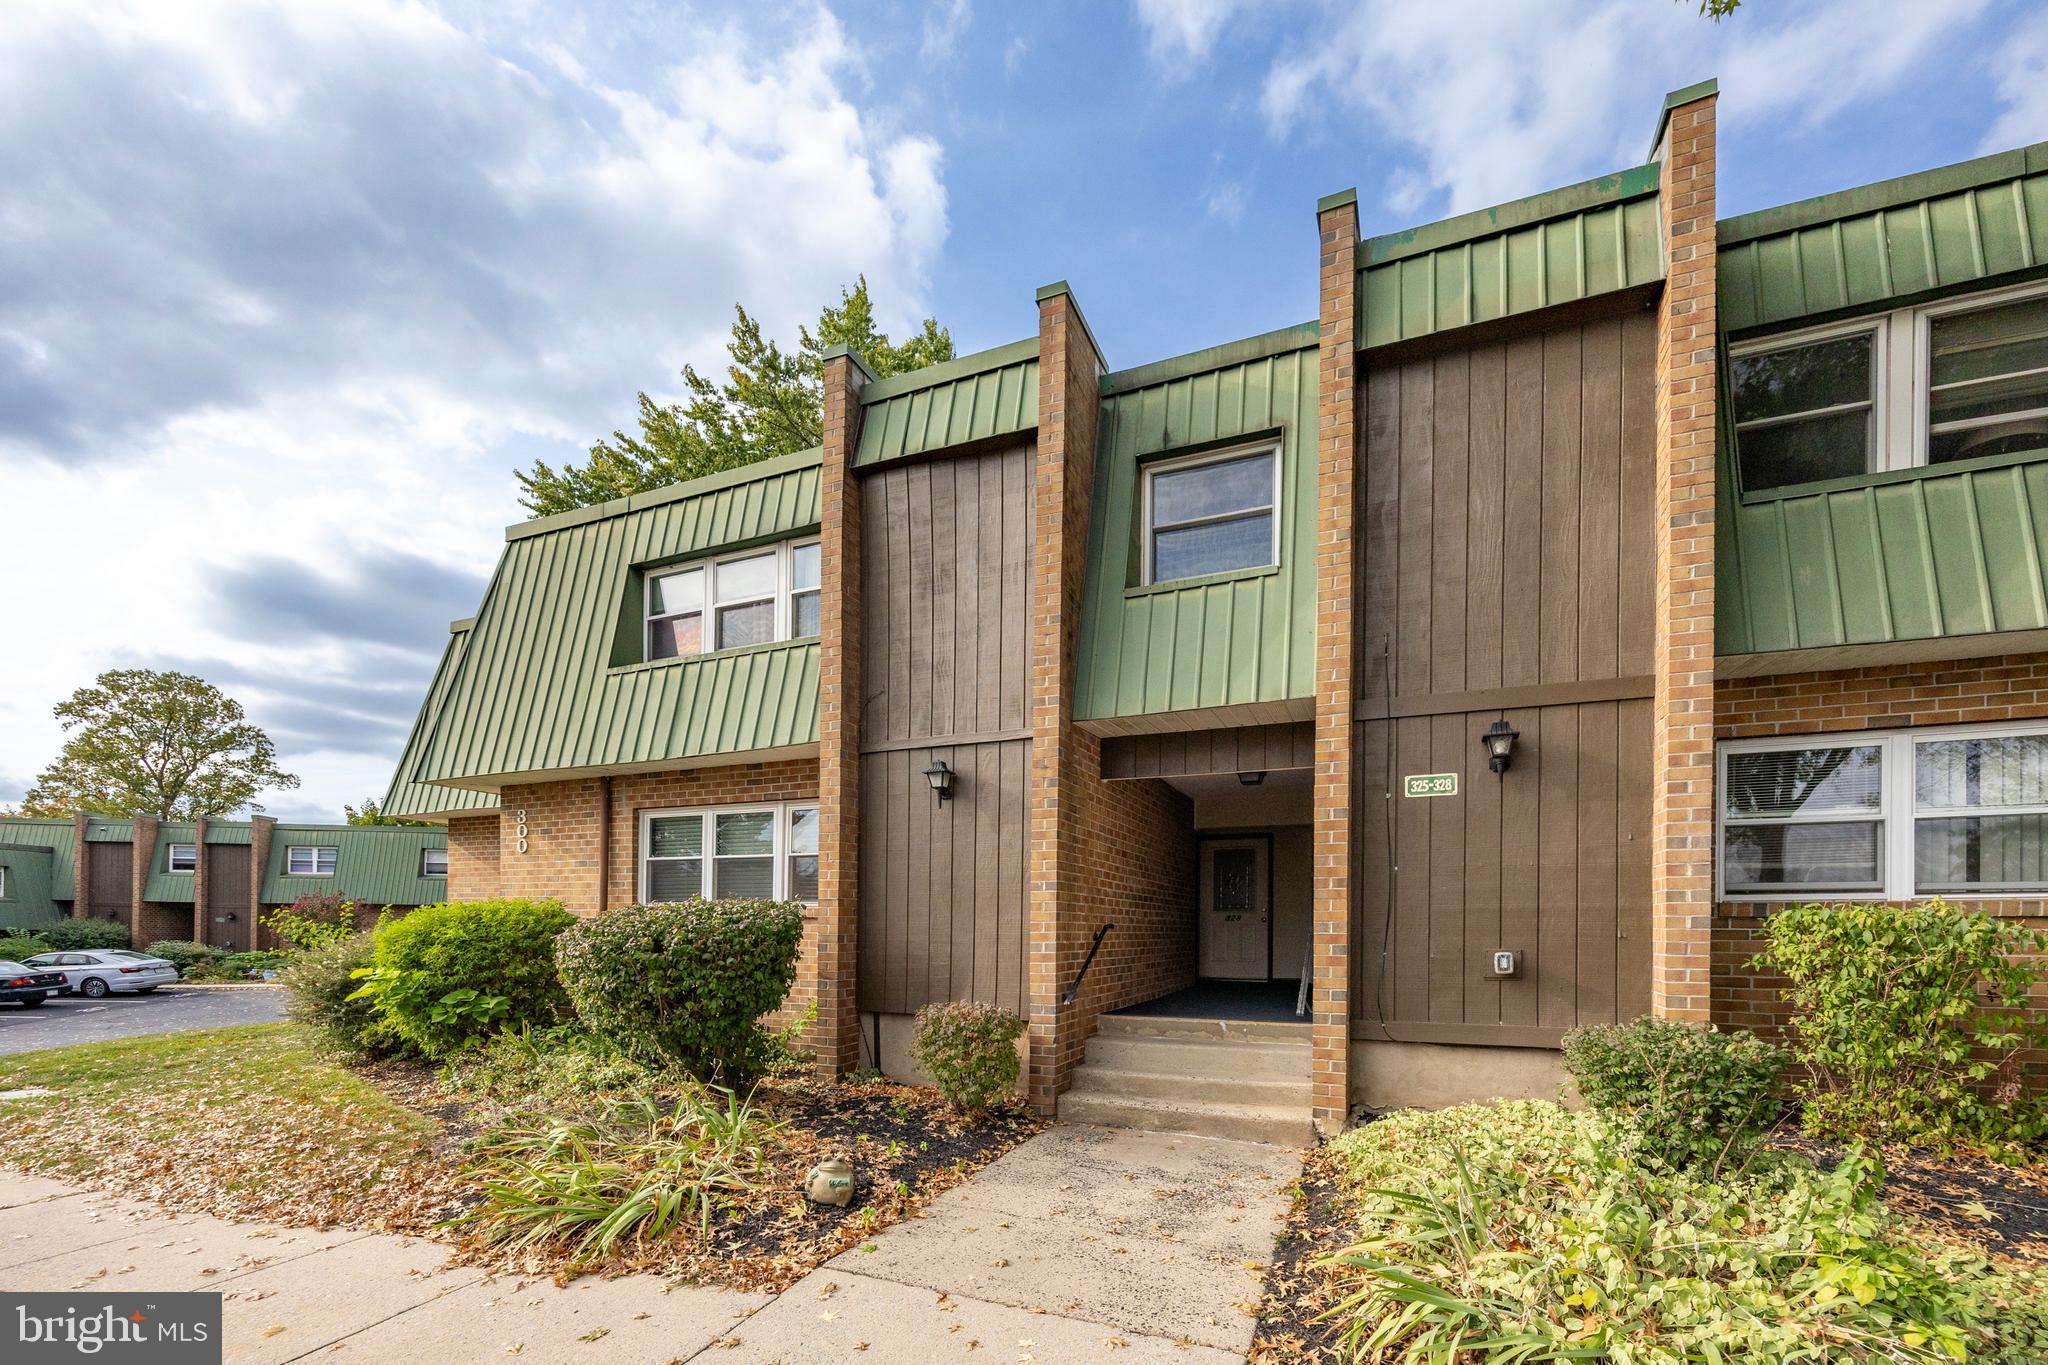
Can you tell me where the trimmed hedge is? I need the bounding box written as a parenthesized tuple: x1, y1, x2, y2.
(911, 1001, 1025, 1113)
(40, 920, 132, 951)
(1562, 1016, 1785, 1174)
(146, 940, 223, 976)
(0, 936, 54, 962)
(555, 898, 805, 1084)
(351, 899, 574, 1058)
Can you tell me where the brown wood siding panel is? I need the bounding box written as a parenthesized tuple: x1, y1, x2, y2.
(87, 844, 130, 918)
(1352, 307, 1657, 1045)
(205, 845, 248, 911)
(1099, 722, 1314, 780)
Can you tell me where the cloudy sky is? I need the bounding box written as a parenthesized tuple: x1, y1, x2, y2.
(2, 0, 2044, 822)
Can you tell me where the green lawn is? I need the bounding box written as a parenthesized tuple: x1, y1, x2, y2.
(0, 1023, 465, 1233)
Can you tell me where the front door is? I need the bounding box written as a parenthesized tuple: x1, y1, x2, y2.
(1198, 837, 1269, 980)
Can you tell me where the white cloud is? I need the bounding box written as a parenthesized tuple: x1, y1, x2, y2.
(1981, 7, 2048, 152)
(1131, 0, 1263, 68)
(922, 0, 972, 62)
(0, 0, 949, 819)
(1256, 0, 1995, 223)
(1204, 179, 1248, 224)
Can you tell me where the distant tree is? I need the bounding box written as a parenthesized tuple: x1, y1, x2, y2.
(19, 670, 299, 820)
(516, 277, 954, 516)
(344, 797, 426, 827)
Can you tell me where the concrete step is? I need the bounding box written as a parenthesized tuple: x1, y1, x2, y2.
(1065, 1064, 1312, 1107)
(1081, 1033, 1309, 1082)
(1058, 1091, 1315, 1147)
(1093, 1013, 1312, 1043)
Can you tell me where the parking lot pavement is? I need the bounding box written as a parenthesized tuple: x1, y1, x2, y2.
(0, 986, 286, 1055)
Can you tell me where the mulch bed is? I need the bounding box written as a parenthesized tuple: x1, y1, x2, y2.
(361, 1062, 1045, 1293)
(1247, 1143, 1350, 1365)
(1776, 1135, 2048, 1264)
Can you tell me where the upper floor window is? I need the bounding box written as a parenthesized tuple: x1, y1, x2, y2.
(1142, 445, 1279, 584)
(0, 866, 10, 900)
(639, 803, 817, 904)
(1718, 722, 2048, 899)
(645, 539, 820, 661)
(421, 847, 449, 878)
(1730, 283, 2048, 493)
(286, 845, 338, 876)
(166, 843, 198, 873)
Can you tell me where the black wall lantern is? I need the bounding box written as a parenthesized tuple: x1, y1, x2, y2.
(1481, 719, 1520, 777)
(922, 758, 955, 803)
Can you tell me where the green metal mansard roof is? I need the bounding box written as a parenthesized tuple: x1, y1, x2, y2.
(1075, 323, 1322, 730)
(413, 447, 823, 791)
(1357, 163, 1664, 350)
(260, 824, 447, 906)
(382, 620, 500, 821)
(856, 338, 1039, 467)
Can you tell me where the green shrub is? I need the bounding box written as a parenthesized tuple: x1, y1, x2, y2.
(39, 920, 131, 951)
(280, 930, 392, 1059)
(0, 936, 53, 961)
(459, 1090, 785, 1272)
(447, 1024, 660, 1110)
(1562, 1015, 1785, 1174)
(911, 1001, 1025, 1113)
(1760, 899, 2048, 1152)
(146, 940, 223, 976)
(554, 899, 805, 1084)
(350, 898, 572, 1058)
(262, 894, 363, 952)
(1323, 1100, 2048, 1364)
(224, 950, 291, 978)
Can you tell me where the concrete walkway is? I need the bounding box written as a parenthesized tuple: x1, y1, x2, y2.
(0, 1125, 1300, 1363)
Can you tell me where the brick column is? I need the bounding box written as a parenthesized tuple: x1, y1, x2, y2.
(1312, 190, 1360, 1131)
(1025, 282, 1107, 1113)
(249, 816, 274, 936)
(814, 345, 874, 1077)
(191, 817, 209, 942)
(70, 814, 91, 919)
(1650, 82, 1719, 1022)
(129, 814, 158, 939)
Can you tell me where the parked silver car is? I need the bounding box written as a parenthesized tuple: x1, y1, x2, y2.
(23, 949, 179, 998)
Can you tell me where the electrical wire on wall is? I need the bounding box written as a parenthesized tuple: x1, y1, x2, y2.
(1370, 636, 1397, 1038)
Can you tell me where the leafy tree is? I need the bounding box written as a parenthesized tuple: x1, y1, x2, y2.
(516, 277, 954, 516)
(20, 670, 299, 819)
(344, 797, 426, 827)
(1691, 0, 1740, 16)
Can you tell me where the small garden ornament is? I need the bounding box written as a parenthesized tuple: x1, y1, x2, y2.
(805, 1155, 855, 1207)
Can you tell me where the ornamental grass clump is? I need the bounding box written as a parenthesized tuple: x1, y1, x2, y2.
(911, 1001, 1026, 1113)
(1759, 899, 2048, 1153)
(1562, 1015, 1785, 1175)
(1321, 1100, 2048, 1364)
(554, 898, 805, 1085)
(459, 1089, 786, 1273)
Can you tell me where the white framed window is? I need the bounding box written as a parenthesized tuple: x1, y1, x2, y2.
(166, 843, 198, 874)
(644, 538, 821, 661)
(1718, 721, 2048, 900)
(286, 845, 338, 876)
(0, 866, 10, 899)
(1141, 443, 1280, 585)
(638, 803, 819, 904)
(1730, 281, 2048, 493)
(421, 847, 449, 878)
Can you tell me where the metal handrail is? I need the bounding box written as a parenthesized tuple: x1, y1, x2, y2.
(1061, 921, 1115, 1006)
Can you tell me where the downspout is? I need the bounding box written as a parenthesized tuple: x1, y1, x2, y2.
(596, 776, 612, 915)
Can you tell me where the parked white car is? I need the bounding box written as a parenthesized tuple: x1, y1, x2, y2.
(23, 949, 179, 998)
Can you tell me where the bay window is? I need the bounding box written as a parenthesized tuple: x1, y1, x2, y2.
(1719, 723, 2048, 899)
(639, 803, 819, 904)
(644, 538, 820, 662)
(1730, 282, 2048, 493)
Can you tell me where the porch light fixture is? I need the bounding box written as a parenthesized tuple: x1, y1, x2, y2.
(1237, 771, 1266, 787)
(922, 758, 955, 803)
(1481, 719, 1520, 778)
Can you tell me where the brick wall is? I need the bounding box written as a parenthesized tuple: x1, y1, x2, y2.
(446, 814, 501, 901)
(1650, 88, 1719, 1024)
(1712, 652, 2048, 1040)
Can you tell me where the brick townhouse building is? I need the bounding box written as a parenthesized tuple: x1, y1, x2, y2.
(0, 815, 449, 951)
(385, 80, 2048, 1136)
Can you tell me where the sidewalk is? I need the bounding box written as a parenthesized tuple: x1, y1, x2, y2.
(0, 1124, 1300, 1363)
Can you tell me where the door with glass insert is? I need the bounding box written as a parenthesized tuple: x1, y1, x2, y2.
(1198, 837, 1269, 980)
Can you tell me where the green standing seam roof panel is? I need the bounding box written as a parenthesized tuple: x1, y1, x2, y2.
(0, 820, 79, 900)
(1718, 144, 2048, 332)
(143, 822, 201, 903)
(1357, 164, 1665, 350)
(0, 843, 62, 931)
(383, 622, 500, 820)
(261, 825, 448, 907)
(420, 454, 823, 787)
(1075, 337, 1320, 723)
(855, 340, 1038, 468)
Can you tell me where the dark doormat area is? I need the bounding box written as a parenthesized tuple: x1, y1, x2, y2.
(1111, 978, 1305, 1022)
